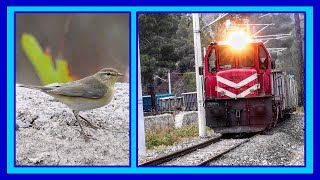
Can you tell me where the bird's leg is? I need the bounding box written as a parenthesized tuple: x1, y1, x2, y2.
(78, 114, 99, 130)
(72, 110, 90, 140)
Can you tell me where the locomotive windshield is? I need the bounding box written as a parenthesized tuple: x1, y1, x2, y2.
(218, 45, 255, 69)
(238, 46, 255, 67)
(218, 46, 236, 69)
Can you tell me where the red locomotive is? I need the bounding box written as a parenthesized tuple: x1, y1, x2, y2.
(203, 31, 298, 134)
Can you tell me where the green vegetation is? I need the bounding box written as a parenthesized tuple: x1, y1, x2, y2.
(21, 33, 74, 85)
(145, 123, 199, 150)
(296, 106, 304, 113)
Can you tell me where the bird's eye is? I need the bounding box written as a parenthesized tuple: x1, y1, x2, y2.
(106, 73, 111, 75)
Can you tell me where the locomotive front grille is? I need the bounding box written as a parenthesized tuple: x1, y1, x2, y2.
(205, 96, 273, 133)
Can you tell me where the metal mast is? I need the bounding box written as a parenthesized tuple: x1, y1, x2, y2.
(138, 38, 146, 155)
(192, 13, 206, 137)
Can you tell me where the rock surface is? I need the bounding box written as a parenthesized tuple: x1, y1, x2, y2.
(144, 113, 175, 131)
(16, 83, 129, 166)
(144, 111, 198, 131)
(175, 111, 198, 128)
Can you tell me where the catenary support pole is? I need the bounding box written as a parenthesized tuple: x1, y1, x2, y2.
(192, 13, 207, 137)
(138, 39, 146, 155)
(168, 71, 171, 94)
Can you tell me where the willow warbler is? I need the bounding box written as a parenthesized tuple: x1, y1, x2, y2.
(19, 68, 124, 139)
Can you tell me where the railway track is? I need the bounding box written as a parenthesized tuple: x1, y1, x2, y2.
(196, 138, 250, 166)
(139, 136, 222, 166)
(139, 134, 256, 166)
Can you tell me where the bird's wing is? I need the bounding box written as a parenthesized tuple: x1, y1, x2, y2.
(18, 84, 57, 91)
(47, 78, 108, 99)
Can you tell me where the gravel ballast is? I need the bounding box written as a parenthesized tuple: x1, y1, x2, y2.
(15, 83, 129, 166)
(162, 139, 248, 166)
(209, 114, 304, 166)
(139, 113, 305, 166)
(138, 130, 219, 164)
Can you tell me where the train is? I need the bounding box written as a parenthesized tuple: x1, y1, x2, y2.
(203, 31, 298, 134)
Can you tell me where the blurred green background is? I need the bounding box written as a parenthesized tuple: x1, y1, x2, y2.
(16, 13, 129, 85)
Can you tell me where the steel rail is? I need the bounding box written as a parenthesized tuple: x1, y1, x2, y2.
(139, 136, 222, 166)
(197, 138, 251, 166)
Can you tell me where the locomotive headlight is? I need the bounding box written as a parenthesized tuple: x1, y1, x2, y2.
(250, 89, 255, 94)
(226, 31, 251, 50)
(220, 91, 225, 96)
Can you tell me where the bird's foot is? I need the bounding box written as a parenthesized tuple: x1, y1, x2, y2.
(79, 115, 99, 130)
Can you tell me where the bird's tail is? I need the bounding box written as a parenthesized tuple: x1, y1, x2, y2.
(17, 84, 54, 91)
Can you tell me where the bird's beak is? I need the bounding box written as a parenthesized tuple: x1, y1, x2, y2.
(117, 73, 125, 76)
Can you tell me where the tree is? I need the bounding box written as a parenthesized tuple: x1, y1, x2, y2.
(294, 13, 304, 106)
(139, 14, 181, 111)
(174, 15, 195, 73)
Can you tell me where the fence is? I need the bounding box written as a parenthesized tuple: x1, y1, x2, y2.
(158, 96, 183, 111)
(143, 92, 198, 112)
(142, 94, 175, 111)
(182, 92, 198, 111)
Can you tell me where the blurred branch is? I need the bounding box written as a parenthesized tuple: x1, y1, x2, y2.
(21, 33, 74, 85)
(59, 14, 73, 59)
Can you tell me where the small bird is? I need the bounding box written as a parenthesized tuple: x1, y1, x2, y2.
(19, 68, 124, 139)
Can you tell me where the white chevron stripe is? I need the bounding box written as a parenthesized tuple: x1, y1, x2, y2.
(216, 86, 236, 98)
(217, 73, 257, 89)
(216, 84, 259, 98)
(237, 84, 259, 98)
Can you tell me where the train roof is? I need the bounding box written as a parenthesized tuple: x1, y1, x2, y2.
(210, 39, 264, 46)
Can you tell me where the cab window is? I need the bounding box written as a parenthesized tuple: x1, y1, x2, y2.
(239, 46, 255, 67)
(258, 45, 268, 69)
(218, 47, 235, 69)
(208, 49, 216, 72)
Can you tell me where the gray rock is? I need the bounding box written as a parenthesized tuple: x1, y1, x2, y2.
(175, 111, 198, 128)
(16, 83, 129, 166)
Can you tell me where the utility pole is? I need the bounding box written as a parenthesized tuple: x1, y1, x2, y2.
(138, 39, 146, 155)
(168, 71, 172, 94)
(192, 13, 206, 137)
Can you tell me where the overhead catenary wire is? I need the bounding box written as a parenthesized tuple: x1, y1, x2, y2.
(258, 13, 272, 19)
(200, 13, 229, 32)
(172, 72, 196, 75)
